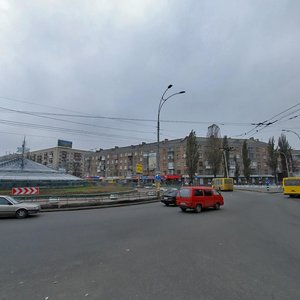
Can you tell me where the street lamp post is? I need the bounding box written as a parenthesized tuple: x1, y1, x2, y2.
(282, 129, 300, 142)
(278, 151, 290, 177)
(156, 85, 185, 182)
(281, 129, 298, 176)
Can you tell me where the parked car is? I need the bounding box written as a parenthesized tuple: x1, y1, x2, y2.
(161, 189, 178, 206)
(0, 195, 41, 219)
(176, 186, 224, 212)
(147, 190, 156, 196)
(109, 193, 119, 200)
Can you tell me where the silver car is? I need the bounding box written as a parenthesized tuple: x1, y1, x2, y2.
(0, 195, 41, 219)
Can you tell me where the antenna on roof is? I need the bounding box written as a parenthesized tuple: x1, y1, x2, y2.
(21, 137, 26, 170)
(16, 137, 29, 170)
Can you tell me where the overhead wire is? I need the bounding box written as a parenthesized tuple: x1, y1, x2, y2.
(233, 103, 300, 139)
(247, 108, 300, 139)
(1, 95, 299, 144)
(0, 106, 155, 135)
(0, 119, 154, 142)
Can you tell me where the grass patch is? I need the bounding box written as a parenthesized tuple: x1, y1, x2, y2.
(0, 184, 132, 196)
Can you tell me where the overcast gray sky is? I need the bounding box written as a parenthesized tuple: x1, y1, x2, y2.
(0, 0, 300, 155)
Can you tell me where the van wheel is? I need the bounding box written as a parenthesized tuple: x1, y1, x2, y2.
(215, 203, 220, 210)
(195, 205, 202, 213)
(180, 207, 186, 212)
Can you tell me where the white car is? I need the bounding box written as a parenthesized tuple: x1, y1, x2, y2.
(109, 194, 119, 200)
(0, 195, 41, 219)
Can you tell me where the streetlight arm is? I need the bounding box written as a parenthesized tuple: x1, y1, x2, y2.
(282, 129, 300, 141)
(158, 91, 186, 116)
(161, 85, 172, 102)
(278, 151, 290, 177)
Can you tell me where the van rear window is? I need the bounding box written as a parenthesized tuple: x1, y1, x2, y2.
(179, 189, 190, 197)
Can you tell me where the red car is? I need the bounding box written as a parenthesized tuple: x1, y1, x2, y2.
(176, 186, 224, 213)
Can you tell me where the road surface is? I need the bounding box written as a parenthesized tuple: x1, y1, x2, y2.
(1, 190, 299, 300)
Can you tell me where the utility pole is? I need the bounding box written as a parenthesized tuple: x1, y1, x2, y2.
(220, 146, 234, 178)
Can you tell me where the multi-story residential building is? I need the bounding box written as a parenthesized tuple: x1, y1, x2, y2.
(30, 146, 91, 177)
(291, 150, 300, 176)
(84, 136, 274, 184)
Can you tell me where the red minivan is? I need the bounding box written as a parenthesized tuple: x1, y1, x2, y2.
(176, 186, 224, 213)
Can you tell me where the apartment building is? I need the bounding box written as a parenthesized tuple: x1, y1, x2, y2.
(291, 150, 300, 176)
(30, 146, 91, 177)
(84, 137, 274, 183)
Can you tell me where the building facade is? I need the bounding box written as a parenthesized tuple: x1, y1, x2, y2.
(84, 137, 275, 184)
(291, 150, 300, 176)
(30, 146, 91, 177)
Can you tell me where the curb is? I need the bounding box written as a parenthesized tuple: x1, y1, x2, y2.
(41, 198, 160, 212)
(234, 188, 282, 194)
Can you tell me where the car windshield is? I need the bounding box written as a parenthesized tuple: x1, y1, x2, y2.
(164, 189, 177, 195)
(5, 196, 20, 204)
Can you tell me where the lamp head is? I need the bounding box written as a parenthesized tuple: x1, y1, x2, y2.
(179, 91, 186, 94)
(167, 84, 173, 89)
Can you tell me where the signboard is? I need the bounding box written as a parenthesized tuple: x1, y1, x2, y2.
(12, 187, 40, 196)
(136, 164, 143, 174)
(58, 139, 72, 148)
(148, 153, 157, 171)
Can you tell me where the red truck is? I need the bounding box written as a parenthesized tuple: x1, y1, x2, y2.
(176, 186, 224, 213)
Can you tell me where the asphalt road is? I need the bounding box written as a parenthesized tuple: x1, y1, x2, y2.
(1, 191, 300, 300)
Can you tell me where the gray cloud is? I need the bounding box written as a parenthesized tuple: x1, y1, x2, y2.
(0, 0, 300, 154)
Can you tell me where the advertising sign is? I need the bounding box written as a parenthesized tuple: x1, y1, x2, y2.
(58, 139, 73, 148)
(136, 164, 143, 174)
(148, 153, 157, 171)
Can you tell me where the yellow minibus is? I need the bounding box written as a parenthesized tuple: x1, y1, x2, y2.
(282, 177, 300, 197)
(212, 178, 234, 191)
